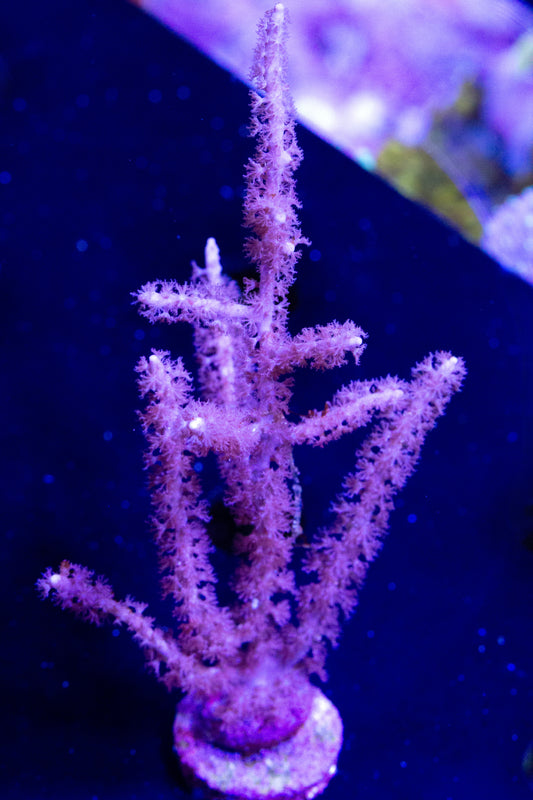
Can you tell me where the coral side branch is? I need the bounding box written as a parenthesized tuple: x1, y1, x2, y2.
(273, 321, 366, 372)
(191, 238, 252, 409)
(135, 280, 249, 326)
(289, 376, 406, 447)
(37, 561, 196, 691)
(289, 353, 466, 672)
(137, 351, 238, 663)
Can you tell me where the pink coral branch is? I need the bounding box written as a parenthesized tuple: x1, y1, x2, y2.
(136, 279, 250, 327)
(288, 353, 466, 673)
(37, 561, 197, 691)
(137, 352, 238, 662)
(230, 441, 301, 655)
(191, 238, 252, 408)
(274, 321, 366, 372)
(243, 4, 309, 337)
(289, 376, 406, 447)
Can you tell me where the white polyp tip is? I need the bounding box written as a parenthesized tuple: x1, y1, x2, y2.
(273, 3, 284, 24)
(283, 240, 296, 254)
(148, 354, 162, 372)
(280, 150, 292, 165)
(275, 211, 287, 223)
(349, 336, 363, 346)
(188, 416, 204, 431)
(251, 598, 260, 610)
(50, 573, 62, 587)
(205, 237, 219, 257)
(442, 355, 459, 373)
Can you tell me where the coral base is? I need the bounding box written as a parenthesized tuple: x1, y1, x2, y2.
(173, 687, 343, 800)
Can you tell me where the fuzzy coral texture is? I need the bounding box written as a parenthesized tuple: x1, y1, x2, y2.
(38, 4, 465, 797)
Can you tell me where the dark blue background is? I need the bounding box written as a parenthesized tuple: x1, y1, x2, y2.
(1, 1, 532, 799)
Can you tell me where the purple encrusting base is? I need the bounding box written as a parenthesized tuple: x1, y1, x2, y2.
(174, 687, 343, 800)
